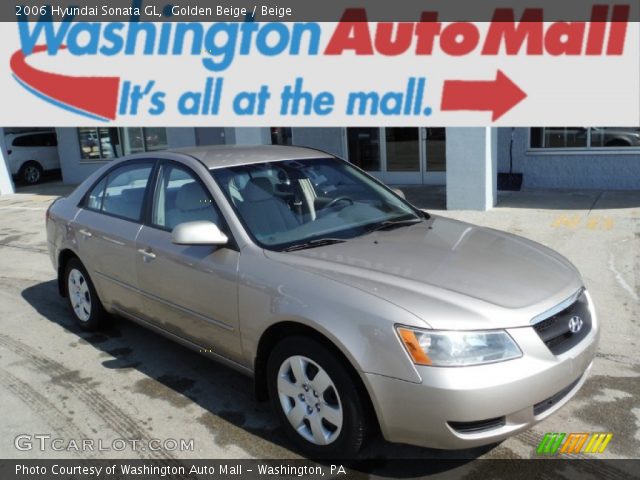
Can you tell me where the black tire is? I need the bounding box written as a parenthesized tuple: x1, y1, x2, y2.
(19, 161, 43, 185)
(64, 258, 108, 331)
(267, 336, 366, 458)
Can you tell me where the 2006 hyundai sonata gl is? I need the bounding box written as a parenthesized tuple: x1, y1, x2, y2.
(46, 145, 598, 457)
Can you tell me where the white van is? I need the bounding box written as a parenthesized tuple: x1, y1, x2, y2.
(5, 131, 60, 184)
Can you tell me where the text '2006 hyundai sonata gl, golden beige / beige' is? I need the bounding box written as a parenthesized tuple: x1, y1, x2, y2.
(46, 146, 598, 457)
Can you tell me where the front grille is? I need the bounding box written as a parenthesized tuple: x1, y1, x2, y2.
(533, 376, 582, 416)
(532, 290, 592, 355)
(448, 416, 506, 434)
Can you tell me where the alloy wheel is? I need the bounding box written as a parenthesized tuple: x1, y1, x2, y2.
(24, 165, 41, 184)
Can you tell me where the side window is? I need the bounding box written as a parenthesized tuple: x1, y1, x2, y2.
(12, 134, 36, 147)
(12, 132, 57, 147)
(99, 163, 153, 221)
(42, 133, 58, 147)
(152, 164, 221, 231)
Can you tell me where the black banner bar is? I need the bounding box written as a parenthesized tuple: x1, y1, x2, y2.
(1, 459, 640, 480)
(3, 0, 640, 22)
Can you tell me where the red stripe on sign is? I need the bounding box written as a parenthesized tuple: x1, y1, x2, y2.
(10, 45, 120, 120)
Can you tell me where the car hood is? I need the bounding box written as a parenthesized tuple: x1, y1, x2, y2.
(266, 215, 583, 329)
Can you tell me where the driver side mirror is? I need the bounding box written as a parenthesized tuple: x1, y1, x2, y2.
(392, 188, 406, 200)
(172, 221, 228, 246)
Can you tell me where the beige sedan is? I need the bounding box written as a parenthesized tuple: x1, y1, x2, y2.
(46, 146, 599, 457)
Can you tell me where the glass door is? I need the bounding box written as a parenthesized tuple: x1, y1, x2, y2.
(345, 127, 445, 185)
(423, 127, 446, 185)
(346, 128, 381, 173)
(383, 128, 423, 184)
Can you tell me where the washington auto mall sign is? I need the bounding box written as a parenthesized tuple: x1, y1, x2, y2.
(5, 4, 637, 124)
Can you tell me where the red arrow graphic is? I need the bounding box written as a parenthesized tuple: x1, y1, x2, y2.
(10, 45, 120, 121)
(441, 70, 527, 121)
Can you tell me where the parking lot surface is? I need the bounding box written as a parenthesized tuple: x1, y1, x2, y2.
(0, 183, 638, 464)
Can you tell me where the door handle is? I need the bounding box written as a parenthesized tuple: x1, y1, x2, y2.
(137, 248, 157, 260)
(78, 228, 92, 238)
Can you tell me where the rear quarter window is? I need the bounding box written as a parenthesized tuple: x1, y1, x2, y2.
(12, 133, 57, 147)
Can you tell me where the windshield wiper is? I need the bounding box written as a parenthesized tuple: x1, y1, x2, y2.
(281, 238, 347, 252)
(364, 218, 423, 234)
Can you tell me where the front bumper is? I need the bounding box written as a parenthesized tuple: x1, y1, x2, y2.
(365, 306, 599, 449)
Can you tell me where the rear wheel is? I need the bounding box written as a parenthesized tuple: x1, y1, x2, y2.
(64, 258, 108, 331)
(19, 161, 43, 185)
(267, 336, 366, 458)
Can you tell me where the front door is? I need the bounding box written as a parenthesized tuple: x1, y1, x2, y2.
(423, 128, 447, 185)
(135, 161, 242, 361)
(382, 127, 423, 184)
(345, 127, 446, 185)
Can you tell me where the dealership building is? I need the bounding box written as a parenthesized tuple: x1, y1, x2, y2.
(1, 126, 639, 210)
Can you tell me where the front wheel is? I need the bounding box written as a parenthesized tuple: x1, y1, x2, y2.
(267, 336, 367, 458)
(64, 258, 108, 331)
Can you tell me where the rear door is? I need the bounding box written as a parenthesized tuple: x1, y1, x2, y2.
(73, 160, 154, 316)
(135, 161, 242, 360)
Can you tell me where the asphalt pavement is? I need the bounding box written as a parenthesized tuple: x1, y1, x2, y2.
(0, 182, 638, 467)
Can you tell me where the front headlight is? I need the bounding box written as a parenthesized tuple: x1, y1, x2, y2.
(396, 327, 522, 367)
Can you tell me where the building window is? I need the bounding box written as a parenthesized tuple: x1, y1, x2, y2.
(78, 128, 121, 161)
(78, 128, 168, 161)
(121, 127, 169, 155)
(531, 127, 640, 150)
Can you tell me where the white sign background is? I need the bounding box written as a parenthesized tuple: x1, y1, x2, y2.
(0, 21, 638, 126)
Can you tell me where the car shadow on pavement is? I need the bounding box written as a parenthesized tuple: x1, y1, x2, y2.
(21, 280, 496, 475)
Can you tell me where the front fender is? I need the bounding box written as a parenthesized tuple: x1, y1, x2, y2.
(238, 249, 425, 384)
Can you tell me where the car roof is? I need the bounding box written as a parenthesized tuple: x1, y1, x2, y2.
(172, 145, 334, 169)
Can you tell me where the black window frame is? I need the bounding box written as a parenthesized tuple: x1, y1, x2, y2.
(79, 159, 157, 225)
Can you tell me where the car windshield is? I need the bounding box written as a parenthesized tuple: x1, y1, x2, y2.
(211, 157, 424, 251)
